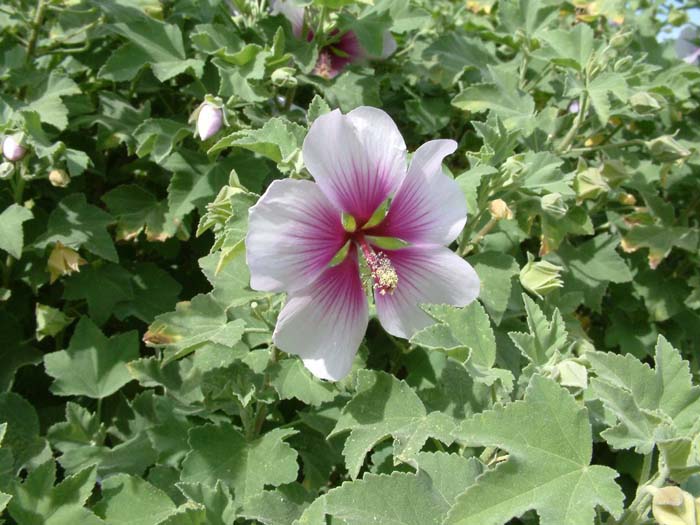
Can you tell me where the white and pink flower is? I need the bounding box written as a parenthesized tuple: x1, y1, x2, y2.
(2, 135, 27, 162)
(246, 107, 480, 380)
(270, 0, 397, 79)
(677, 25, 700, 65)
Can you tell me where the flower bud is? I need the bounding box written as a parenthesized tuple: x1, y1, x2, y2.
(196, 103, 223, 140)
(609, 31, 632, 48)
(630, 91, 662, 114)
(489, 199, 513, 220)
(541, 192, 568, 218)
(618, 192, 636, 206)
(567, 100, 580, 114)
(0, 161, 14, 180)
(646, 486, 696, 525)
(668, 9, 688, 27)
(552, 359, 588, 390)
(614, 56, 633, 72)
(646, 135, 691, 162)
(3, 135, 27, 162)
(574, 167, 609, 201)
(48, 169, 70, 188)
(271, 67, 298, 88)
(47, 242, 87, 284)
(519, 253, 564, 299)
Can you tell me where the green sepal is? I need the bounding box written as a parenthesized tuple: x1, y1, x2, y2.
(365, 236, 409, 250)
(328, 240, 351, 267)
(362, 198, 390, 229)
(341, 212, 357, 233)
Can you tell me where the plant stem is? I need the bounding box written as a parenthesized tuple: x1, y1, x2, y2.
(616, 461, 669, 525)
(568, 139, 645, 154)
(556, 91, 588, 154)
(25, 0, 47, 65)
(461, 217, 499, 256)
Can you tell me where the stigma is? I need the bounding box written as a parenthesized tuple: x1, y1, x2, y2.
(356, 236, 398, 296)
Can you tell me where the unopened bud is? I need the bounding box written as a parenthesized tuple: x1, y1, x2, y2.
(0, 162, 14, 180)
(646, 486, 697, 525)
(630, 91, 663, 114)
(48, 169, 70, 188)
(196, 103, 223, 140)
(574, 167, 610, 200)
(519, 253, 564, 299)
(668, 10, 688, 27)
(567, 100, 580, 114)
(618, 193, 636, 206)
(609, 31, 632, 48)
(271, 67, 298, 88)
(614, 56, 633, 72)
(646, 135, 691, 162)
(541, 192, 568, 218)
(3, 135, 27, 162)
(47, 242, 87, 284)
(489, 199, 513, 220)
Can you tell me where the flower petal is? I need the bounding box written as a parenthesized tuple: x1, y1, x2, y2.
(375, 245, 480, 339)
(246, 179, 347, 293)
(302, 107, 407, 224)
(273, 251, 368, 381)
(379, 32, 397, 59)
(368, 139, 465, 245)
(270, 0, 305, 38)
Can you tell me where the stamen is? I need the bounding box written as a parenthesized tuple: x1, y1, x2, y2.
(356, 236, 398, 296)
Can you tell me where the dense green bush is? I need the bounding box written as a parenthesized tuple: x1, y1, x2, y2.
(1, 0, 700, 524)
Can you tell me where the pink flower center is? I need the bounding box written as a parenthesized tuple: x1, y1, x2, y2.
(355, 234, 398, 296)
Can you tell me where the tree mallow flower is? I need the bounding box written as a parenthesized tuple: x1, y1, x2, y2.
(677, 26, 700, 65)
(3, 135, 27, 162)
(270, 0, 397, 79)
(246, 107, 480, 380)
(196, 103, 223, 140)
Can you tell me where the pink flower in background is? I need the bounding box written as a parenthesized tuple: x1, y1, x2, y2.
(2, 135, 27, 162)
(677, 25, 700, 65)
(270, 0, 397, 79)
(246, 107, 480, 380)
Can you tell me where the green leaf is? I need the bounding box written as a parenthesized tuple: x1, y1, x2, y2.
(322, 471, 450, 525)
(269, 359, 337, 407)
(242, 484, 312, 525)
(414, 452, 483, 506)
(161, 151, 232, 237)
(36, 194, 117, 262)
(113, 263, 182, 323)
(175, 482, 236, 525)
(0, 204, 32, 259)
(102, 184, 168, 242)
(101, 20, 203, 81)
(35, 304, 74, 342)
(145, 294, 246, 364)
(199, 253, 265, 310)
(330, 370, 457, 478)
(338, 11, 391, 56)
(411, 302, 496, 367)
(587, 72, 628, 126)
(452, 66, 535, 132)
(8, 462, 103, 525)
(307, 95, 331, 124)
(44, 317, 139, 399)
(63, 264, 134, 325)
(508, 294, 568, 366)
(470, 252, 519, 324)
(94, 474, 176, 525)
(446, 375, 624, 525)
(132, 119, 191, 164)
(587, 336, 700, 455)
(0, 393, 50, 472)
(423, 33, 495, 87)
(25, 71, 81, 130)
(548, 234, 633, 310)
(209, 117, 305, 164)
(324, 71, 381, 112)
(181, 425, 298, 503)
(540, 24, 595, 71)
(498, 0, 559, 38)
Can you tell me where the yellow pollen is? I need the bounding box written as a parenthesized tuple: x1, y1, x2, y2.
(372, 253, 398, 295)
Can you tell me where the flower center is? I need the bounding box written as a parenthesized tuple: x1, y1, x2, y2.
(356, 235, 398, 296)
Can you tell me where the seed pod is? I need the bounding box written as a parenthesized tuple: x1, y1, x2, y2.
(519, 253, 564, 299)
(2, 135, 27, 162)
(196, 103, 223, 140)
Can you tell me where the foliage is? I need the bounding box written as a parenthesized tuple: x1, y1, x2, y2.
(1, 0, 700, 524)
